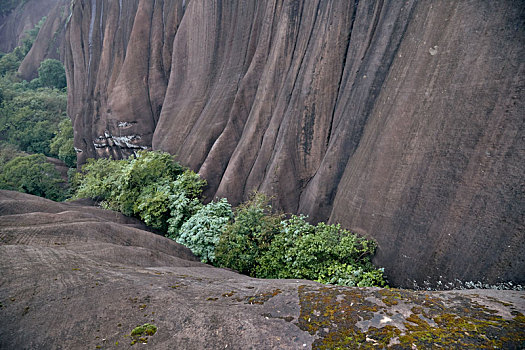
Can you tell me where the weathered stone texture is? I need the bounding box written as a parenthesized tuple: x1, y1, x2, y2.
(17, 0, 70, 80)
(64, 0, 524, 287)
(0, 0, 59, 53)
(1, 191, 523, 349)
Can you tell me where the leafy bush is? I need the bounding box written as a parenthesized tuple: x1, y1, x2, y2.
(73, 157, 126, 205)
(0, 153, 66, 201)
(255, 215, 387, 287)
(176, 199, 233, 264)
(215, 193, 282, 276)
(37, 59, 66, 89)
(49, 118, 76, 167)
(73, 151, 387, 287)
(73, 150, 206, 232)
(135, 171, 205, 232)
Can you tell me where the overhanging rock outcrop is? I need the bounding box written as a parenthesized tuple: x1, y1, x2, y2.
(1, 190, 524, 349)
(64, 0, 525, 288)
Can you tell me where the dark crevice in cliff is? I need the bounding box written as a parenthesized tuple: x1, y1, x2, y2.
(326, 0, 359, 149)
(362, 0, 383, 61)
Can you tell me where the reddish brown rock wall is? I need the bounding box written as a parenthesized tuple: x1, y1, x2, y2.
(0, 0, 60, 53)
(64, 0, 525, 288)
(17, 0, 70, 80)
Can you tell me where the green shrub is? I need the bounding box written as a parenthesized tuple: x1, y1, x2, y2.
(0, 153, 65, 201)
(37, 59, 66, 89)
(135, 171, 205, 232)
(215, 193, 282, 276)
(256, 215, 387, 287)
(176, 199, 233, 264)
(75, 150, 187, 215)
(73, 150, 205, 232)
(74, 157, 126, 206)
(165, 171, 206, 237)
(49, 118, 76, 167)
(72, 151, 387, 287)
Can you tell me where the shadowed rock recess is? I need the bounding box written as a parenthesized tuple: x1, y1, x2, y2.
(64, 0, 524, 288)
(1, 191, 524, 349)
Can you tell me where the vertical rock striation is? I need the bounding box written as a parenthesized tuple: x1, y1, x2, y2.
(65, 0, 524, 288)
(17, 0, 70, 80)
(0, 0, 60, 53)
(66, 0, 185, 163)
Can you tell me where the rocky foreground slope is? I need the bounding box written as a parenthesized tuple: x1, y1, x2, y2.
(0, 190, 524, 349)
(63, 0, 524, 288)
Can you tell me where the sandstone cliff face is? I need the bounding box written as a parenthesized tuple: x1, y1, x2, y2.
(65, 0, 524, 288)
(17, 0, 70, 80)
(66, 0, 184, 162)
(0, 0, 60, 53)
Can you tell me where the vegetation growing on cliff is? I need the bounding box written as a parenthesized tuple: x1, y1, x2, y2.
(0, 0, 27, 17)
(73, 151, 387, 287)
(0, 17, 74, 200)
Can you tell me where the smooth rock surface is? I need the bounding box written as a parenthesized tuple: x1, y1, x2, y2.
(0, 0, 59, 53)
(17, 0, 70, 80)
(62, 0, 525, 288)
(1, 190, 524, 349)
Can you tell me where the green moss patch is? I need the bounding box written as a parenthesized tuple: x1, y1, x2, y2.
(297, 286, 525, 349)
(130, 323, 157, 345)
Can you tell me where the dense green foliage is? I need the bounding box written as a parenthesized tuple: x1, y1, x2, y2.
(0, 19, 74, 202)
(0, 16, 45, 76)
(74, 151, 387, 287)
(74, 151, 205, 229)
(215, 193, 282, 276)
(36, 59, 67, 89)
(49, 118, 76, 167)
(0, 152, 66, 201)
(176, 199, 233, 264)
(0, 16, 73, 175)
(0, 79, 67, 155)
(256, 215, 386, 287)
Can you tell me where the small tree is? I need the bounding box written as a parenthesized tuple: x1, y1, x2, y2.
(215, 193, 282, 276)
(176, 199, 233, 264)
(37, 59, 66, 89)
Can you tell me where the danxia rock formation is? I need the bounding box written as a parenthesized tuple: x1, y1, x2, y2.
(63, 0, 524, 288)
(1, 190, 524, 349)
(17, 0, 70, 81)
(0, 0, 59, 53)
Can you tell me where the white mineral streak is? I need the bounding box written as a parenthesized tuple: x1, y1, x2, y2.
(113, 135, 147, 149)
(88, 0, 96, 75)
(119, 0, 122, 23)
(99, 0, 103, 42)
(117, 121, 135, 128)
